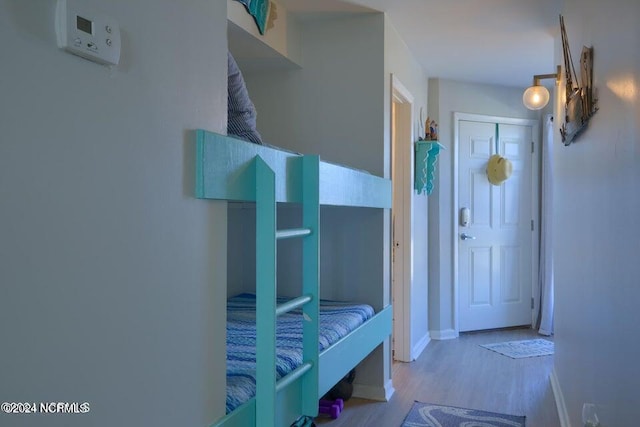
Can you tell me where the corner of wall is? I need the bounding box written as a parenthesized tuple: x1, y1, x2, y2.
(427, 77, 442, 332)
(411, 333, 431, 360)
(429, 329, 458, 340)
(353, 379, 395, 402)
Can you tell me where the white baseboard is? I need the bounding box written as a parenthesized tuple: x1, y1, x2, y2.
(383, 379, 395, 401)
(429, 329, 459, 340)
(411, 333, 431, 360)
(550, 368, 571, 427)
(352, 379, 395, 402)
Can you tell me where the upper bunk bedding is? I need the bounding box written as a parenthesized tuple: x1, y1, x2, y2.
(195, 130, 391, 208)
(225, 293, 375, 414)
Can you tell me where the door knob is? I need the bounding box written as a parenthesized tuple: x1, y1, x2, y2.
(460, 233, 476, 240)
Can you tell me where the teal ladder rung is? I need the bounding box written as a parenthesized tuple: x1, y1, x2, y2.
(276, 294, 313, 317)
(275, 361, 314, 393)
(276, 228, 312, 240)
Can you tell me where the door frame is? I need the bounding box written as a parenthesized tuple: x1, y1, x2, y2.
(391, 75, 413, 362)
(453, 112, 540, 333)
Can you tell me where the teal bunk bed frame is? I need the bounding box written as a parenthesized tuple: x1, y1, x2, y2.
(195, 130, 393, 427)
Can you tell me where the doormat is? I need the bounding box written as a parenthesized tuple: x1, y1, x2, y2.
(480, 338, 554, 359)
(401, 401, 525, 427)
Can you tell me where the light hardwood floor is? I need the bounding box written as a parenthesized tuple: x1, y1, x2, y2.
(315, 328, 559, 426)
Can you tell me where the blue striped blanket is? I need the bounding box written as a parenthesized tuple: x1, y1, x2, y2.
(226, 293, 374, 414)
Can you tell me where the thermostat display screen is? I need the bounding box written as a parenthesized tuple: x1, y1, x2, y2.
(76, 15, 93, 34)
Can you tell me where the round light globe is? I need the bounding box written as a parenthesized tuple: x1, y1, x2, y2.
(523, 85, 550, 110)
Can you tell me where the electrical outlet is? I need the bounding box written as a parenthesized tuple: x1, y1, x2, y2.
(582, 403, 600, 427)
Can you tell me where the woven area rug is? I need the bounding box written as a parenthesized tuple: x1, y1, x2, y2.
(480, 338, 554, 359)
(401, 402, 525, 427)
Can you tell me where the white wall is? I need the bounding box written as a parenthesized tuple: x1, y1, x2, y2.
(553, 1, 640, 425)
(384, 19, 430, 357)
(427, 79, 539, 336)
(0, 1, 228, 426)
(244, 13, 386, 176)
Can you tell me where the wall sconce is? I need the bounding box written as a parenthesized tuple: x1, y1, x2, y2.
(522, 65, 561, 110)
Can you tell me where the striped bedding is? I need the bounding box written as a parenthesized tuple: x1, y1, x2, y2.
(226, 293, 375, 414)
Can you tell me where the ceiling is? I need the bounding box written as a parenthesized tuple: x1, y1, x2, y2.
(276, 0, 561, 88)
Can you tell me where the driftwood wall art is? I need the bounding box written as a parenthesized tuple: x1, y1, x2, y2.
(559, 15, 598, 146)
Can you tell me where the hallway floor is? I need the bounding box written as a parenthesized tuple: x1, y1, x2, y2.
(315, 328, 559, 426)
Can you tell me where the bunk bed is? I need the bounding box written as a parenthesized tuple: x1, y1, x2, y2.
(196, 130, 392, 427)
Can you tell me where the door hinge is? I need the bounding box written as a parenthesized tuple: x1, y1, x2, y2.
(531, 298, 534, 309)
(531, 141, 534, 153)
(531, 219, 534, 231)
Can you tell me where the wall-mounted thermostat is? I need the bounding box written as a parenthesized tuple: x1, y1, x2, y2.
(55, 0, 121, 66)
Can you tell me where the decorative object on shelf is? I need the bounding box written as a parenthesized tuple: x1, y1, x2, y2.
(522, 65, 561, 110)
(559, 14, 598, 145)
(233, 0, 273, 35)
(415, 140, 445, 195)
(266, 1, 277, 31)
(422, 116, 438, 141)
(418, 110, 438, 141)
(486, 154, 513, 186)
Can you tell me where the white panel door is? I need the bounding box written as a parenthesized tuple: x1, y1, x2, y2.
(458, 120, 533, 332)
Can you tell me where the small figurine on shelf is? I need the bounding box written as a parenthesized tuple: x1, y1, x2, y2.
(424, 116, 431, 140)
(424, 118, 438, 141)
(430, 120, 438, 141)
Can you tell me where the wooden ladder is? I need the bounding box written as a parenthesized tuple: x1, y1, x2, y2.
(254, 155, 320, 427)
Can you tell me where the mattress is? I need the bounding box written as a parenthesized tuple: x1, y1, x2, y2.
(225, 293, 375, 414)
